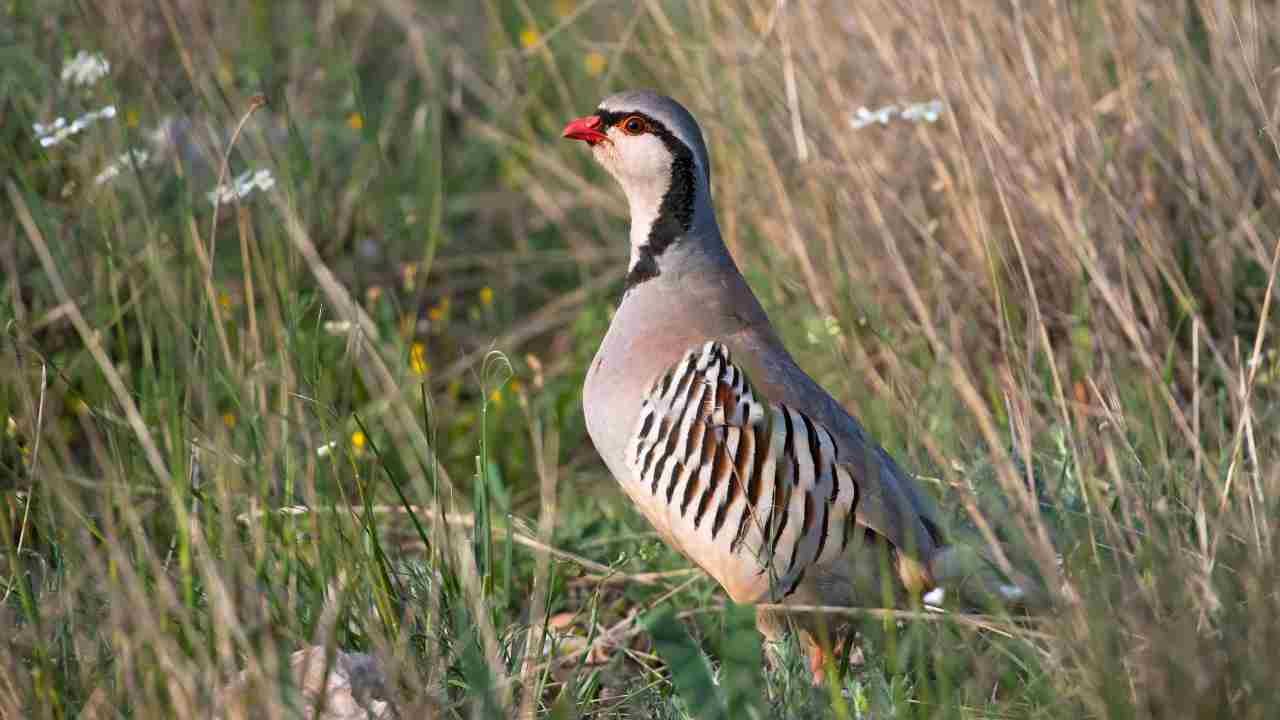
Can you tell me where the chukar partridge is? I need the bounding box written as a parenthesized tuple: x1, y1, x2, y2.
(564, 90, 1020, 683)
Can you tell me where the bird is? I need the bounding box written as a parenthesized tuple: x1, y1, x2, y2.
(563, 90, 1027, 683)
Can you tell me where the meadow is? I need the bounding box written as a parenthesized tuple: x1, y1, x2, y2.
(2, 1, 1279, 717)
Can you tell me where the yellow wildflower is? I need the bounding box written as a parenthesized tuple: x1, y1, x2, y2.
(489, 388, 503, 406)
(401, 262, 418, 291)
(519, 27, 541, 50)
(348, 112, 364, 130)
(479, 286, 494, 307)
(410, 342, 429, 376)
(222, 412, 237, 429)
(217, 290, 233, 309)
(526, 353, 545, 389)
(428, 297, 450, 323)
(584, 51, 607, 77)
(351, 430, 367, 457)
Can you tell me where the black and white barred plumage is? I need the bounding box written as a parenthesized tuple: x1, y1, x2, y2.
(572, 92, 1037, 682)
(626, 342, 862, 600)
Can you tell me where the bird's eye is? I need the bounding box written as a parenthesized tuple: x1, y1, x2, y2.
(619, 115, 648, 135)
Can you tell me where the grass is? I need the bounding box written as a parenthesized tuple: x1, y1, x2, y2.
(2, 0, 1279, 717)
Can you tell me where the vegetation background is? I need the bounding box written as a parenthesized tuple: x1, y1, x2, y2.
(2, 0, 1278, 717)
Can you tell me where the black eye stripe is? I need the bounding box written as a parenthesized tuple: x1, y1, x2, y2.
(597, 109, 657, 134)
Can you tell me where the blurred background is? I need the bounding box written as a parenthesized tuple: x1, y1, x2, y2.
(2, 1, 1279, 717)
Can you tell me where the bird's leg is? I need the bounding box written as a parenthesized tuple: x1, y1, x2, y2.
(807, 643, 828, 686)
(805, 622, 864, 687)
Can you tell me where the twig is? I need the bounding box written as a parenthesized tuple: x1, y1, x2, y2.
(571, 569, 700, 587)
(207, 94, 268, 281)
(235, 503, 681, 587)
(195, 95, 268, 370)
(753, 603, 1052, 642)
(779, 5, 809, 162)
(497, 575, 708, 690)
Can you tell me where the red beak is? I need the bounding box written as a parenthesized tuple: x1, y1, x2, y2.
(562, 115, 608, 145)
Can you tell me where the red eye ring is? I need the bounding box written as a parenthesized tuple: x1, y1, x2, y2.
(619, 115, 648, 135)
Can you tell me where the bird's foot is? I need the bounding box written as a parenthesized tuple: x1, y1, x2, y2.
(808, 644, 827, 687)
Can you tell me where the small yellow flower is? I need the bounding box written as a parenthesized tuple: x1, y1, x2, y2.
(218, 290, 233, 309)
(428, 297, 450, 323)
(69, 397, 90, 416)
(584, 51, 607, 77)
(218, 61, 234, 87)
(401, 262, 418, 291)
(347, 112, 364, 131)
(222, 412, 237, 429)
(410, 342, 429, 376)
(489, 388, 503, 406)
(126, 109, 141, 128)
(519, 27, 541, 50)
(351, 430, 367, 457)
(479, 286, 494, 307)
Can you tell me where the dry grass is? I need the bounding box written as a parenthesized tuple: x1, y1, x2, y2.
(2, 0, 1278, 717)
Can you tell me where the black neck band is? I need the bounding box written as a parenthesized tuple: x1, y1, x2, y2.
(596, 109, 698, 294)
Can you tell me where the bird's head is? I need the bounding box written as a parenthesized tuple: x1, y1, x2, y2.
(562, 91, 712, 238)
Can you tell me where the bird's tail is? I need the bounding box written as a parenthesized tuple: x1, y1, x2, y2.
(925, 544, 1048, 610)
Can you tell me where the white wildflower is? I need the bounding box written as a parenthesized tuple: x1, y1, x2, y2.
(94, 148, 151, 185)
(901, 99, 944, 123)
(998, 583, 1025, 602)
(207, 169, 276, 205)
(850, 99, 945, 130)
(61, 51, 111, 87)
(851, 104, 899, 129)
(33, 106, 117, 147)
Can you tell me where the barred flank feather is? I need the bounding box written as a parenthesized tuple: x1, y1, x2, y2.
(626, 342, 859, 599)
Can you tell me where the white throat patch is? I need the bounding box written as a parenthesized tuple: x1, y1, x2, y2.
(591, 129, 675, 266)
